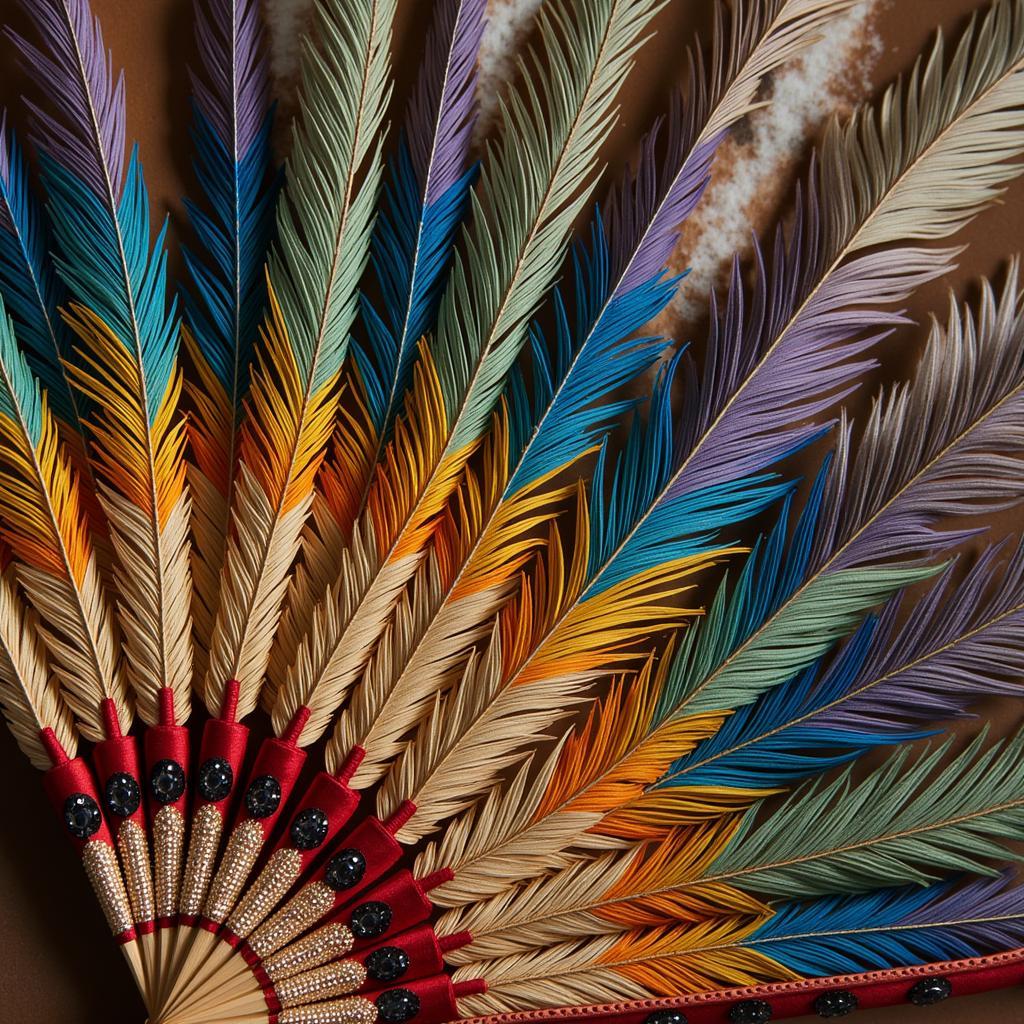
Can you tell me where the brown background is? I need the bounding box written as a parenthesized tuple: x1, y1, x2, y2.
(0, 0, 1022, 1020)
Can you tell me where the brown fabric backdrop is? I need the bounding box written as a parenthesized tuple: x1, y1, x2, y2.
(0, 0, 1021, 1020)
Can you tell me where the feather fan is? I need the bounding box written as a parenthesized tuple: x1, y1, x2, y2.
(5, 0, 1024, 1021)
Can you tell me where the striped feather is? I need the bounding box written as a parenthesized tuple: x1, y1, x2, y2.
(0, 300, 129, 740)
(269, 0, 663, 749)
(184, 0, 278, 680)
(203, 0, 396, 721)
(16, 0, 192, 727)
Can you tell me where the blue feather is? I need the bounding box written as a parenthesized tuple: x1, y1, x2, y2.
(505, 214, 680, 493)
(182, 101, 277, 406)
(0, 121, 78, 427)
(585, 353, 807, 594)
(749, 878, 1024, 976)
(44, 149, 178, 424)
(355, 138, 476, 437)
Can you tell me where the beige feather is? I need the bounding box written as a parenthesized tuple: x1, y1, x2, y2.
(206, 467, 311, 722)
(0, 565, 77, 769)
(101, 487, 193, 725)
(270, 514, 419, 744)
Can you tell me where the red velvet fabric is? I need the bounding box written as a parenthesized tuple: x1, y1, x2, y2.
(266, 769, 361, 869)
(344, 870, 433, 951)
(143, 724, 190, 816)
(312, 816, 405, 918)
(355, 923, 453, 992)
(229, 735, 307, 838)
(91, 732, 147, 833)
(195, 716, 249, 813)
(41, 755, 114, 852)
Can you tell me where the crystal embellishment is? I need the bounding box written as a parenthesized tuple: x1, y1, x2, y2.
(64, 793, 102, 839)
(104, 772, 141, 817)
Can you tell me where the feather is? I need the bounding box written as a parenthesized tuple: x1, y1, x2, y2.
(597, 0, 1024, 595)
(0, 114, 109, 552)
(303, 0, 849, 784)
(656, 543, 1024, 805)
(746, 876, 1024, 977)
(707, 729, 1024, 898)
(0, 563, 77, 770)
(0, 298, 129, 741)
(265, 0, 486, 715)
(183, 0, 278, 680)
(415, 468, 934, 904)
(202, 0, 396, 721)
(0, 114, 80, 440)
(269, 0, 664, 748)
(15, 0, 193, 727)
(456, 876, 1024, 1013)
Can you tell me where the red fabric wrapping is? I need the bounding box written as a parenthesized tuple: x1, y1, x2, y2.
(92, 731, 147, 832)
(314, 816, 405, 920)
(266, 768, 361, 869)
(195, 716, 250, 813)
(229, 734, 307, 838)
(42, 755, 114, 851)
(345, 871, 434, 952)
(458, 951, 1024, 1024)
(355, 924, 455, 992)
(143, 723, 190, 816)
(372, 974, 480, 1024)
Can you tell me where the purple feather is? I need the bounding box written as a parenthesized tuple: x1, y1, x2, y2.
(668, 172, 948, 499)
(816, 544, 1024, 732)
(191, 0, 269, 159)
(605, 105, 721, 296)
(408, 0, 486, 207)
(902, 873, 1024, 951)
(10, 0, 126, 200)
(821, 266, 1024, 571)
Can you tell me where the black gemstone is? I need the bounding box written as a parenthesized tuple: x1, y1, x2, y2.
(150, 759, 186, 804)
(908, 977, 952, 1006)
(728, 1000, 772, 1024)
(245, 775, 282, 818)
(366, 946, 410, 983)
(325, 849, 366, 891)
(349, 900, 392, 939)
(64, 793, 102, 839)
(814, 990, 858, 1018)
(644, 1013, 687, 1024)
(375, 988, 420, 1024)
(290, 807, 329, 850)
(198, 758, 233, 802)
(104, 772, 141, 818)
